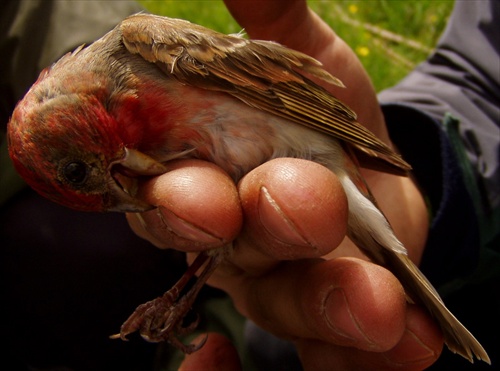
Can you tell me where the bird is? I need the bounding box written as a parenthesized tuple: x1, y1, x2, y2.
(7, 13, 489, 362)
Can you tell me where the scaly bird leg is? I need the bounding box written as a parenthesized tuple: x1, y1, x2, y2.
(110, 250, 223, 353)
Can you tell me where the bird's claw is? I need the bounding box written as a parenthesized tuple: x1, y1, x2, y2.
(110, 286, 202, 353)
(110, 251, 222, 354)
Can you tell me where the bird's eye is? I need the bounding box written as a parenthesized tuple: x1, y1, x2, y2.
(63, 161, 88, 185)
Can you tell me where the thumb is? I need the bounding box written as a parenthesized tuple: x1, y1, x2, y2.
(129, 159, 242, 251)
(179, 333, 242, 371)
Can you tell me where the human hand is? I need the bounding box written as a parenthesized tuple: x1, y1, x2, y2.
(127, 1, 441, 369)
(128, 157, 441, 370)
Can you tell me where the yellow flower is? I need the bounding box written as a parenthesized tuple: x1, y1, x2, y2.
(348, 4, 358, 14)
(356, 46, 370, 57)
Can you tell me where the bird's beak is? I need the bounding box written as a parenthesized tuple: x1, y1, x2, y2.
(107, 148, 167, 213)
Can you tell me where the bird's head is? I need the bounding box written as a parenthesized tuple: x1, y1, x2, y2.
(7, 83, 166, 213)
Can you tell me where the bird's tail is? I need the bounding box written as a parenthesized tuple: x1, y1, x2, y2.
(340, 174, 490, 364)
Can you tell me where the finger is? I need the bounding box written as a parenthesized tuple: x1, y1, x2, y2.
(209, 157, 347, 282)
(296, 306, 443, 371)
(226, 257, 407, 352)
(129, 159, 242, 251)
(237, 158, 348, 261)
(381, 305, 443, 369)
(224, 0, 309, 43)
(179, 333, 242, 371)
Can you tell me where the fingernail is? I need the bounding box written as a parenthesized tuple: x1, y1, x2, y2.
(135, 212, 148, 230)
(324, 288, 373, 346)
(158, 206, 222, 244)
(258, 186, 309, 246)
(383, 329, 436, 365)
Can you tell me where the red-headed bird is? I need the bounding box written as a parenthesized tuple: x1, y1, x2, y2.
(7, 13, 489, 363)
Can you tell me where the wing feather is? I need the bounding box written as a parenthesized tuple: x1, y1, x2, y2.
(120, 13, 411, 175)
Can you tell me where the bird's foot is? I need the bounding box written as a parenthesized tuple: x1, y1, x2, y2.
(110, 251, 221, 353)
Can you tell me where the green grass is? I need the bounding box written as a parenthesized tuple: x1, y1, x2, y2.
(138, 0, 454, 92)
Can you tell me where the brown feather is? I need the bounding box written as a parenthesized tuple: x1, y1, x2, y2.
(120, 13, 411, 176)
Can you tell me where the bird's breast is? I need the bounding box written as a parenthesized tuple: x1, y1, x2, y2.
(125, 80, 343, 182)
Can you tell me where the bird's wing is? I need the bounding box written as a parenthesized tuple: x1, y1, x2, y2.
(119, 13, 410, 175)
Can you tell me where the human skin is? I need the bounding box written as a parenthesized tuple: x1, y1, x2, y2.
(127, 1, 442, 369)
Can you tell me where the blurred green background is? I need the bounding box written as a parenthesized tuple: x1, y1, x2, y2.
(138, 0, 454, 92)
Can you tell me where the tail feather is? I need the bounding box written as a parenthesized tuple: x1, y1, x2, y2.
(386, 252, 490, 364)
(340, 175, 490, 364)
